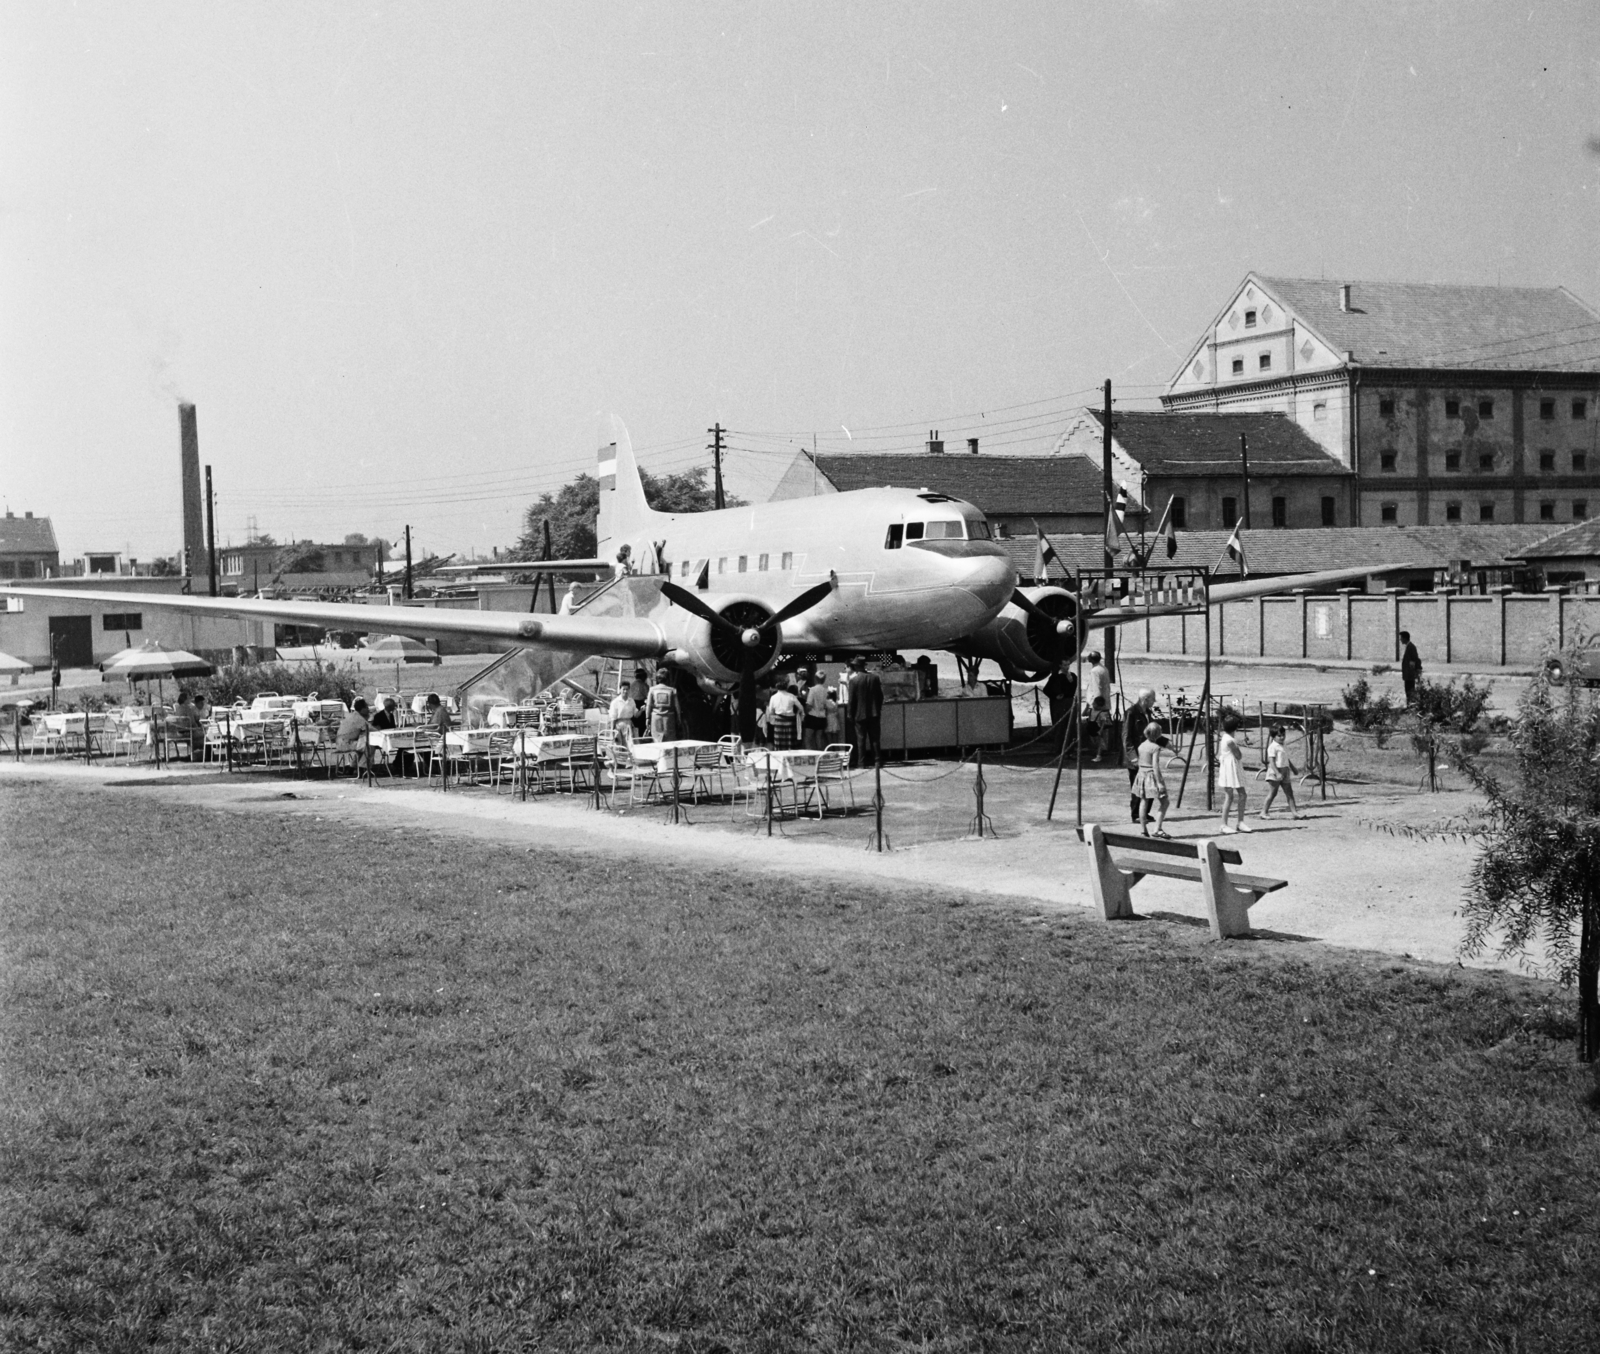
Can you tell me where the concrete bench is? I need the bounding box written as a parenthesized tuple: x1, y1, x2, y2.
(1076, 824, 1288, 940)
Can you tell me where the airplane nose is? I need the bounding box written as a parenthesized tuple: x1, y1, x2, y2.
(957, 553, 1017, 612)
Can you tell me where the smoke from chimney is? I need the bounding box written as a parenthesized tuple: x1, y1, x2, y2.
(179, 403, 205, 581)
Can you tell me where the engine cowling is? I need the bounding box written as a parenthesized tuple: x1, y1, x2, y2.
(952, 585, 1081, 681)
(662, 595, 785, 685)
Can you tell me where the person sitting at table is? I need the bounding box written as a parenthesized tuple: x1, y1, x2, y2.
(766, 678, 803, 751)
(166, 691, 202, 758)
(369, 697, 399, 731)
(334, 698, 372, 774)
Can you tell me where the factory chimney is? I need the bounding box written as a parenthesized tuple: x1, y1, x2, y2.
(178, 403, 205, 586)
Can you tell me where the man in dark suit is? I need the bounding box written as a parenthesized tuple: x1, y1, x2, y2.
(1399, 630, 1422, 706)
(846, 656, 883, 767)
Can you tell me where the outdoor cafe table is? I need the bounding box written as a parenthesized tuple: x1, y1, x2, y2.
(444, 729, 497, 754)
(744, 748, 823, 776)
(488, 704, 543, 728)
(628, 739, 716, 765)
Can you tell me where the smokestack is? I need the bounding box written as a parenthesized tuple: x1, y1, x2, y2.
(178, 404, 204, 584)
(1338, 284, 1352, 312)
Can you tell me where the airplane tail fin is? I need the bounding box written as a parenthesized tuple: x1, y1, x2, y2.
(594, 414, 650, 565)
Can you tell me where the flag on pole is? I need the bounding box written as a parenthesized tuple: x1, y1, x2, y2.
(1216, 520, 1248, 576)
(1151, 496, 1178, 560)
(1031, 519, 1060, 579)
(1105, 484, 1127, 556)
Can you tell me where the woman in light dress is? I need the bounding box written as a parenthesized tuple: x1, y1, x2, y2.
(1260, 724, 1304, 820)
(1216, 711, 1250, 834)
(1132, 722, 1171, 838)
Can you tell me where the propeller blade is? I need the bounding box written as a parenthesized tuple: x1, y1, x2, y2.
(660, 581, 739, 633)
(1012, 589, 1076, 636)
(762, 576, 837, 633)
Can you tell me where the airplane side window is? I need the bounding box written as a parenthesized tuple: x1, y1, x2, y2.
(680, 560, 690, 577)
(717, 557, 727, 574)
(758, 553, 769, 571)
(738, 556, 748, 573)
(926, 520, 964, 539)
(781, 551, 793, 570)
(905, 522, 925, 540)
(885, 524, 904, 549)
(968, 519, 991, 539)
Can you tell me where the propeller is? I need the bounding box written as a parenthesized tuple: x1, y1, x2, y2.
(661, 574, 837, 741)
(1011, 589, 1075, 636)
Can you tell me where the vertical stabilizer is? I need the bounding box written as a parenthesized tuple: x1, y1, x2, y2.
(593, 414, 651, 569)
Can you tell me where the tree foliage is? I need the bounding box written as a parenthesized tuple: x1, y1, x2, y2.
(273, 543, 325, 576)
(512, 467, 737, 561)
(1455, 656, 1600, 1062)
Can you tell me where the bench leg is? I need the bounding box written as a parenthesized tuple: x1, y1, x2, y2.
(1084, 823, 1136, 920)
(1201, 839, 1256, 940)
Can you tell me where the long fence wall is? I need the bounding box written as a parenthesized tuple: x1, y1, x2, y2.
(1119, 589, 1600, 667)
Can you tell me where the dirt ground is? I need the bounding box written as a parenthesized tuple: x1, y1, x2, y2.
(1, 746, 1520, 980)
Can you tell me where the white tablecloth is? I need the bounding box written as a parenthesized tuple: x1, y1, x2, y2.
(629, 739, 716, 766)
(745, 748, 823, 779)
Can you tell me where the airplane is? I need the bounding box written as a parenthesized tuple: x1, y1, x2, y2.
(3, 416, 1396, 741)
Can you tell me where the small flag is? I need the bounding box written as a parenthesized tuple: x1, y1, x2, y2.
(1031, 519, 1060, 579)
(1150, 496, 1178, 560)
(1105, 485, 1128, 556)
(1217, 520, 1248, 576)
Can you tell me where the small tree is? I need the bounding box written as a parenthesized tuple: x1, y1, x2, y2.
(1411, 674, 1493, 790)
(1455, 657, 1599, 1062)
(511, 466, 742, 561)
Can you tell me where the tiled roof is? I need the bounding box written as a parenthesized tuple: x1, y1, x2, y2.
(812, 453, 1114, 516)
(0, 514, 58, 557)
(1001, 524, 1553, 580)
(1509, 519, 1600, 560)
(1089, 410, 1349, 477)
(1261, 276, 1600, 372)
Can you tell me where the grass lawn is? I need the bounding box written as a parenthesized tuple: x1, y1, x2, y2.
(1, 781, 1596, 1352)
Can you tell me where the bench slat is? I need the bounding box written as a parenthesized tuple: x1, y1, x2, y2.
(1077, 826, 1242, 866)
(1116, 855, 1287, 896)
(1227, 872, 1288, 896)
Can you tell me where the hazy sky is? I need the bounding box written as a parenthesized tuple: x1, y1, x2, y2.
(3, 1, 1596, 561)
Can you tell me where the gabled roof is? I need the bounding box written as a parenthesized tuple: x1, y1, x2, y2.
(1000, 523, 1552, 580)
(1088, 410, 1349, 477)
(812, 454, 1118, 516)
(0, 513, 58, 557)
(1259, 275, 1600, 371)
(1508, 518, 1600, 560)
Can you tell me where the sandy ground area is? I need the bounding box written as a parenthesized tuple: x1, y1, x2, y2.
(2, 750, 1520, 979)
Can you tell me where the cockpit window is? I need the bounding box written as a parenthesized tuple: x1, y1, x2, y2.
(884, 523, 904, 550)
(905, 522, 925, 541)
(967, 519, 991, 539)
(924, 520, 965, 539)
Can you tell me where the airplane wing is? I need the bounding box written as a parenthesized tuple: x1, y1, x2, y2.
(1085, 564, 1408, 629)
(1, 586, 666, 659)
(432, 559, 609, 574)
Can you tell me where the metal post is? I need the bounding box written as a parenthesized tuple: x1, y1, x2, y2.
(671, 747, 682, 824)
(224, 707, 233, 773)
(968, 746, 994, 839)
(404, 525, 414, 600)
(519, 727, 527, 801)
(205, 464, 218, 598)
(865, 758, 888, 852)
(1075, 585, 1085, 826)
(1102, 381, 1117, 686)
(592, 742, 602, 811)
(1204, 568, 1214, 811)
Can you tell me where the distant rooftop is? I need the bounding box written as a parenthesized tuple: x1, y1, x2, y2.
(1087, 410, 1349, 477)
(812, 453, 1121, 516)
(1509, 518, 1600, 561)
(1259, 276, 1600, 371)
(0, 512, 59, 557)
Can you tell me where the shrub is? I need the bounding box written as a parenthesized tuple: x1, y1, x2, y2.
(1411, 675, 1494, 790)
(196, 661, 360, 709)
(1341, 676, 1397, 747)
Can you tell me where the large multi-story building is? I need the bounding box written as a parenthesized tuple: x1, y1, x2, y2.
(1161, 274, 1600, 528)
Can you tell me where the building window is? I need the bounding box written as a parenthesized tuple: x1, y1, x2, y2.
(0, 561, 13, 579)
(15, 560, 38, 578)
(1478, 452, 1495, 472)
(1539, 398, 1556, 420)
(1379, 451, 1397, 472)
(1221, 497, 1238, 527)
(1540, 501, 1556, 521)
(1171, 497, 1187, 530)
(1231, 357, 1244, 375)
(1574, 399, 1588, 420)
(781, 551, 793, 570)
(1244, 309, 1257, 328)
(1258, 353, 1272, 371)
(1445, 451, 1461, 472)
(1379, 397, 1395, 417)
(1445, 501, 1462, 522)
(1540, 450, 1556, 472)
(1321, 496, 1336, 526)
(1478, 398, 1494, 419)
(1575, 452, 1589, 473)
(102, 613, 142, 631)
(1445, 398, 1461, 418)
(1380, 502, 1398, 524)
(1576, 501, 1589, 520)
(1313, 401, 1327, 422)
(1479, 502, 1495, 522)
(758, 553, 769, 571)
(1271, 496, 1287, 528)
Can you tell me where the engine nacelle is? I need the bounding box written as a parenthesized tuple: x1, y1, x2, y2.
(952, 585, 1081, 681)
(660, 594, 786, 686)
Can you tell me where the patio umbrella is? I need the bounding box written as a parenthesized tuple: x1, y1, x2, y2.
(362, 634, 441, 665)
(0, 650, 33, 687)
(101, 639, 214, 681)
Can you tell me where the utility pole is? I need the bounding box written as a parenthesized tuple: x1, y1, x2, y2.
(403, 524, 413, 600)
(1101, 379, 1116, 683)
(1240, 433, 1252, 530)
(204, 465, 218, 597)
(709, 423, 726, 510)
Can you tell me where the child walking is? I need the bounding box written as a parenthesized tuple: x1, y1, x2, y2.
(1133, 722, 1171, 838)
(1260, 723, 1304, 819)
(1216, 711, 1250, 834)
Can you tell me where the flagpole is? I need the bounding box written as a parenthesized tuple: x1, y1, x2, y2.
(1101, 378, 1116, 686)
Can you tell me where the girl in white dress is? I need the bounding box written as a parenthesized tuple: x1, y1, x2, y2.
(1216, 712, 1250, 834)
